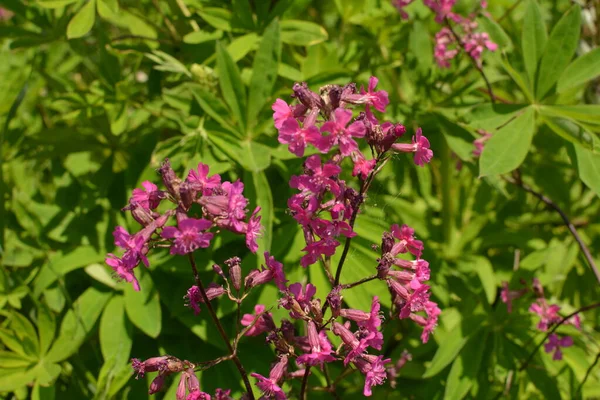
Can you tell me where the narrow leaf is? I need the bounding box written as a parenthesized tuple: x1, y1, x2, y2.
(574, 144, 600, 197)
(536, 5, 581, 99)
(247, 19, 281, 126)
(280, 20, 328, 46)
(521, 0, 547, 85)
(66, 0, 96, 39)
(557, 48, 600, 93)
(216, 41, 246, 133)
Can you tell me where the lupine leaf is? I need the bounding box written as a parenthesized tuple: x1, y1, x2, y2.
(557, 48, 600, 93)
(521, 0, 547, 85)
(216, 41, 247, 133)
(66, 0, 96, 39)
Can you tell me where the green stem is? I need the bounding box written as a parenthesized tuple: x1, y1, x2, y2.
(440, 136, 454, 247)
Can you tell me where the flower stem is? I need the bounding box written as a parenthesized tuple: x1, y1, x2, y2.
(300, 366, 311, 400)
(187, 254, 255, 399)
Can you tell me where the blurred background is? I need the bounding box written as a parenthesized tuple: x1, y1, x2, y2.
(1, 0, 600, 398)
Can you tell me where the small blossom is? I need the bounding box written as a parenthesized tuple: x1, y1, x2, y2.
(106, 254, 140, 291)
(529, 300, 561, 331)
(278, 117, 321, 157)
(296, 321, 336, 368)
(319, 108, 366, 156)
(351, 152, 376, 179)
(500, 281, 528, 313)
(390, 224, 424, 258)
(544, 334, 573, 361)
(161, 218, 213, 255)
(245, 252, 287, 290)
(131, 181, 165, 210)
(341, 76, 390, 113)
(251, 356, 288, 400)
(245, 206, 263, 253)
(272, 99, 293, 129)
(241, 304, 276, 336)
(391, 128, 433, 166)
(354, 355, 390, 397)
(187, 163, 221, 194)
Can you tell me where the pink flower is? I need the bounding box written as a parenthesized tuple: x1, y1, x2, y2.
(106, 254, 140, 291)
(131, 356, 170, 378)
(272, 99, 293, 129)
(332, 322, 370, 365)
(351, 152, 376, 179)
(296, 321, 336, 368)
(423, 0, 457, 23)
(319, 108, 366, 156)
(184, 283, 225, 315)
(251, 356, 288, 400)
(245, 206, 263, 253)
(131, 181, 165, 210)
(245, 252, 287, 290)
(241, 304, 276, 336)
(277, 117, 321, 157)
(187, 163, 221, 194)
(300, 238, 340, 267)
(341, 77, 390, 113)
(390, 224, 424, 258)
(187, 391, 211, 400)
(113, 226, 149, 267)
(214, 389, 233, 400)
(421, 301, 441, 343)
(464, 32, 497, 62)
(529, 300, 561, 331)
(544, 334, 573, 361)
(500, 281, 527, 313)
(399, 284, 431, 318)
(290, 155, 342, 196)
(161, 218, 213, 255)
(281, 283, 316, 318)
(354, 355, 390, 397)
(391, 128, 433, 166)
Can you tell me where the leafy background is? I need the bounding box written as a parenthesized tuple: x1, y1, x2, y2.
(1, 0, 600, 398)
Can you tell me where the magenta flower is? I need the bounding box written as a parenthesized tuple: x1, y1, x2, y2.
(161, 218, 213, 255)
(300, 238, 340, 267)
(187, 391, 211, 400)
(500, 281, 527, 313)
(184, 283, 225, 315)
(241, 304, 276, 336)
(390, 224, 424, 258)
(221, 181, 249, 232)
(351, 152, 376, 179)
(245, 206, 263, 253)
(529, 300, 562, 331)
(296, 321, 336, 368)
(354, 355, 390, 397)
(290, 155, 342, 196)
(341, 77, 390, 113)
(464, 32, 497, 62)
(131, 181, 165, 210)
(423, 0, 457, 23)
(214, 389, 233, 400)
(250, 356, 288, 400)
(391, 128, 433, 166)
(544, 334, 573, 361)
(319, 108, 366, 156)
(106, 254, 140, 291)
(245, 252, 287, 290)
(113, 226, 149, 267)
(277, 117, 321, 157)
(281, 283, 316, 318)
(332, 321, 370, 365)
(272, 99, 293, 129)
(399, 284, 431, 318)
(187, 163, 221, 194)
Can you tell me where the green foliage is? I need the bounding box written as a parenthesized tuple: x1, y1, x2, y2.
(1, 0, 599, 398)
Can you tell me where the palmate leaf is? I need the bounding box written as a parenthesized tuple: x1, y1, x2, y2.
(216, 41, 247, 133)
(521, 0, 547, 86)
(557, 48, 600, 93)
(573, 144, 600, 198)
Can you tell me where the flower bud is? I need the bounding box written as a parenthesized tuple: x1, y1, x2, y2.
(149, 374, 166, 394)
(159, 159, 182, 200)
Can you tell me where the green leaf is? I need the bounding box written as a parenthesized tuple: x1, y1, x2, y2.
(280, 20, 328, 46)
(32, 384, 55, 400)
(216, 41, 247, 133)
(124, 271, 161, 338)
(409, 21, 432, 73)
(574, 144, 600, 197)
(541, 115, 600, 153)
(535, 5, 581, 99)
(0, 352, 35, 368)
(45, 288, 111, 363)
(231, 0, 255, 30)
(557, 48, 600, 93)
(10, 312, 39, 356)
(479, 107, 535, 177)
(189, 84, 237, 134)
(36, 301, 55, 356)
(183, 30, 223, 44)
(247, 19, 281, 127)
(37, 0, 78, 8)
(66, 0, 96, 39)
(459, 256, 496, 306)
(100, 296, 132, 366)
(423, 317, 484, 378)
(198, 8, 232, 31)
(500, 56, 534, 103)
(444, 331, 488, 400)
(521, 0, 547, 85)
(539, 105, 600, 125)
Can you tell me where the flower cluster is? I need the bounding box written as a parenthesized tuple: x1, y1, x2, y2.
(391, 0, 498, 68)
(105, 160, 262, 291)
(111, 77, 438, 399)
(501, 278, 581, 361)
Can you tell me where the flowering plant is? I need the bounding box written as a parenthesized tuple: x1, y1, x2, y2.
(108, 78, 439, 398)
